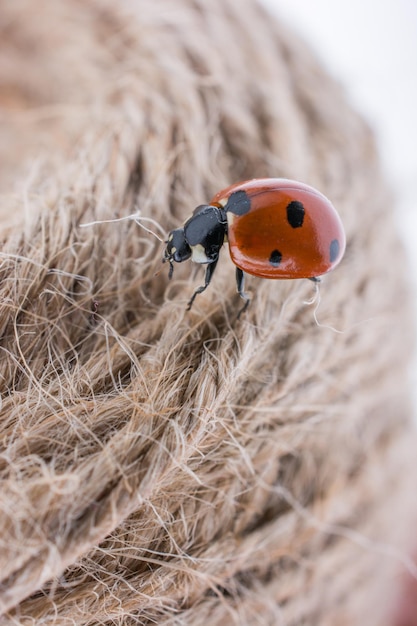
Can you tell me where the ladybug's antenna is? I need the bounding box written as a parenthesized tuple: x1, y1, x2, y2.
(168, 260, 174, 279)
(162, 255, 174, 279)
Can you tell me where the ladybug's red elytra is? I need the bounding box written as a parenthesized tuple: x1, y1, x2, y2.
(163, 178, 346, 314)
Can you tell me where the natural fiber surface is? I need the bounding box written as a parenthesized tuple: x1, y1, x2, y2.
(0, 0, 416, 624)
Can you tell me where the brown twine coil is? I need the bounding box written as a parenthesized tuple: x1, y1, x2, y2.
(0, 0, 416, 624)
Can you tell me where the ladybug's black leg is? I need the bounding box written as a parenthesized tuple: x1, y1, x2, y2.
(308, 276, 321, 283)
(235, 268, 250, 318)
(187, 258, 219, 310)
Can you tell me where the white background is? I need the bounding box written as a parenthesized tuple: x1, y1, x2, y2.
(261, 0, 417, 407)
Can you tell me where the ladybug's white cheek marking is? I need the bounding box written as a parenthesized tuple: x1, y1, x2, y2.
(191, 244, 210, 264)
(218, 197, 228, 208)
(226, 212, 236, 227)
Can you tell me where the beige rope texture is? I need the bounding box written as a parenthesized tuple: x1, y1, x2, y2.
(0, 0, 416, 623)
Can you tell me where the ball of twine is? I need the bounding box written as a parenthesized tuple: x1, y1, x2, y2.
(0, 0, 416, 624)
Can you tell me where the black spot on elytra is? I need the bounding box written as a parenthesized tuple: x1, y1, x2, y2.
(269, 249, 282, 267)
(286, 200, 305, 228)
(329, 239, 340, 263)
(225, 190, 251, 215)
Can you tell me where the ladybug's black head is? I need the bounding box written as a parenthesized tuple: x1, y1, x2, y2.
(163, 228, 192, 278)
(163, 205, 227, 283)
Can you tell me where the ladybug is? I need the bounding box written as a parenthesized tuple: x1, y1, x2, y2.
(163, 178, 346, 314)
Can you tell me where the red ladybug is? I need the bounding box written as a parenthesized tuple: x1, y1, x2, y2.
(163, 178, 346, 314)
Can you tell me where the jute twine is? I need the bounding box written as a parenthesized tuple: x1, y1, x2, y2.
(0, 0, 416, 624)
